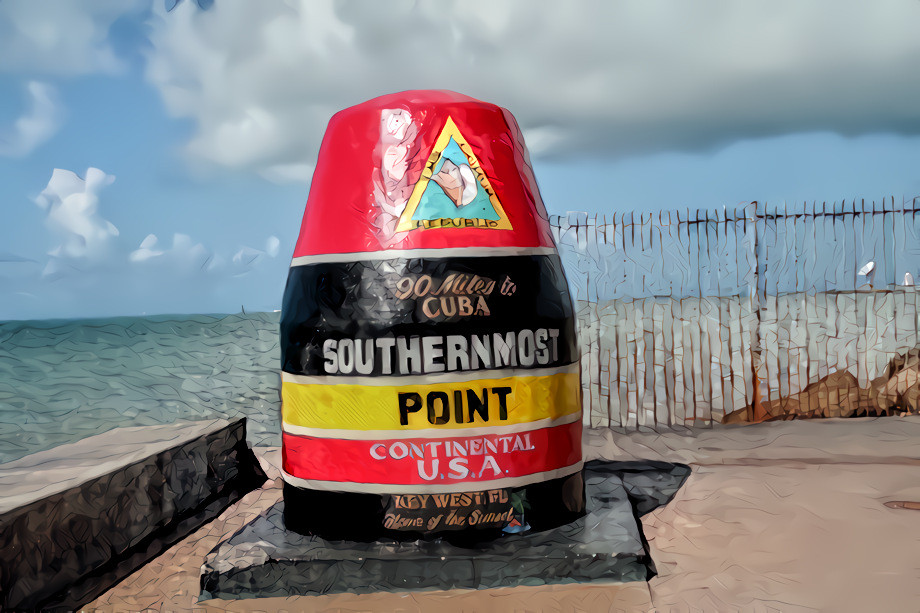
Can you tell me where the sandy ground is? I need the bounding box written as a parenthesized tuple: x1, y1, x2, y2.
(644, 462, 920, 612)
(633, 416, 920, 612)
(84, 416, 920, 612)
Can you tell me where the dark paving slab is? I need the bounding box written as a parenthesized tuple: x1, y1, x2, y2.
(200, 460, 690, 600)
(0, 418, 266, 612)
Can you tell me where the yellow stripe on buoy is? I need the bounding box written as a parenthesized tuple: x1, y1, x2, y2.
(281, 367, 581, 432)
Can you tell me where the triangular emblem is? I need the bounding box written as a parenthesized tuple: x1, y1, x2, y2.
(396, 117, 512, 232)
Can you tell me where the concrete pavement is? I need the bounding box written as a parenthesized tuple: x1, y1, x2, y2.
(85, 415, 920, 611)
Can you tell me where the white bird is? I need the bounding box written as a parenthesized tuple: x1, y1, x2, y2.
(903, 272, 915, 286)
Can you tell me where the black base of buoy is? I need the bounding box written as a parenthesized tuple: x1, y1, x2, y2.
(282, 471, 585, 543)
(282, 484, 386, 542)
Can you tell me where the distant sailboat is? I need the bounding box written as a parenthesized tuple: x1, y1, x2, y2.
(903, 272, 915, 287)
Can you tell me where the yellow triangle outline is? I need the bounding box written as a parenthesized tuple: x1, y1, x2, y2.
(396, 116, 512, 232)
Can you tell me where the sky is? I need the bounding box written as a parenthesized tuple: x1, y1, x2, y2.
(2, 0, 920, 321)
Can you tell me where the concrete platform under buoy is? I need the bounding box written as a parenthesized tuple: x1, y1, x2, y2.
(199, 460, 690, 600)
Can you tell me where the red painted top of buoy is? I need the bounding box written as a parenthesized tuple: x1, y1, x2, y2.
(291, 90, 555, 258)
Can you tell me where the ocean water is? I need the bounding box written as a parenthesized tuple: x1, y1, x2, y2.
(0, 312, 282, 465)
(7, 291, 914, 463)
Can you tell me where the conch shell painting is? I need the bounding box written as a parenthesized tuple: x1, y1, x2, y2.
(431, 158, 478, 208)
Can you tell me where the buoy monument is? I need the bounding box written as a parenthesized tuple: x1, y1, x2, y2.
(280, 90, 584, 542)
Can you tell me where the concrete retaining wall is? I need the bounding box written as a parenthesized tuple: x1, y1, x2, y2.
(0, 418, 266, 611)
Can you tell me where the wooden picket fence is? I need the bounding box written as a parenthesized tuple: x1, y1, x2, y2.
(549, 198, 920, 428)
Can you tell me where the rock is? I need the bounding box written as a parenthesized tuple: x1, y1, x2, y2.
(724, 347, 920, 424)
(869, 348, 920, 414)
(721, 406, 755, 425)
(723, 370, 869, 424)
(902, 384, 920, 413)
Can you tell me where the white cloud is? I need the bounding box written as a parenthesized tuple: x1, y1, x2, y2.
(128, 230, 286, 277)
(129, 233, 164, 262)
(260, 163, 315, 185)
(31, 168, 283, 281)
(265, 235, 280, 258)
(34, 168, 119, 270)
(0, 82, 64, 157)
(129, 232, 220, 274)
(231, 235, 282, 275)
(0, 252, 38, 264)
(0, 253, 40, 281)
(131, 232, 282, 278)
(232, 246, 265, 266)
(143, 0, 920, 177)
(0, 0, 141, 75)
(3, 167, 289, 319)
